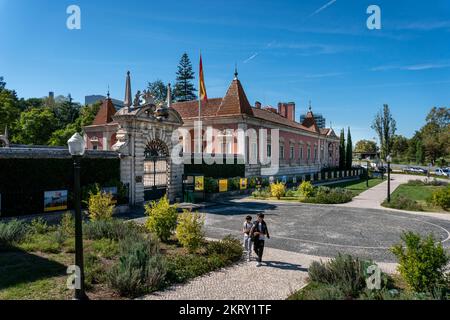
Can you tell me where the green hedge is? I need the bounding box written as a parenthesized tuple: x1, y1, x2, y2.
(0, 158, 121, 216)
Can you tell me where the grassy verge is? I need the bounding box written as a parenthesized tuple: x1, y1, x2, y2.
(382, 181, 449, 213)
(325, 178, 384, 196)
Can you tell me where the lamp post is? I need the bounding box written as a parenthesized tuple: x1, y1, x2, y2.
(67, 133, 88, 300)
(386, 154, 392, 203)
(366, 157, 370, 188)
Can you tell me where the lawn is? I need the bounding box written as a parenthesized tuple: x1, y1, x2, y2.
(0, 214, 243, 300)
(326, 178, 384, 196)
(383, 182, 449, 213)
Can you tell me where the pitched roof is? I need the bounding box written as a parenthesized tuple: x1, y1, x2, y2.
(301, 111, 320, 133)
(172, 98, 222, 119)
(216, 79, 254, 116)
(252, 108, 318, 133)
(92, 98, 117, 125)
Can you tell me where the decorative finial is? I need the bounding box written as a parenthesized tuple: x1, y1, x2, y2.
(127, 70, 130, 76)
(234, 63, 238, 80)
(107, 85, 110, 99)
(308, 100, 312, 112)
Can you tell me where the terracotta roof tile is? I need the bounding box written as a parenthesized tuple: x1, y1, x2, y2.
(216, 79, 253, 116)
(172, 98, 222, 119)
(92, 98, 117, 125)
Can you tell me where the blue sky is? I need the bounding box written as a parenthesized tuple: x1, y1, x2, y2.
(1, 0, 449, 143)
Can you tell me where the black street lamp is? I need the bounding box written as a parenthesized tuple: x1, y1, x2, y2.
(366, 157, 370, 188)
(67, 133, 88, 300)
(386, 154, 392, 203)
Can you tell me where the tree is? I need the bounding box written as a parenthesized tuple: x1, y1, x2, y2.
(49, 102, 101, 146)
(0, 77, 20, 135)
(415, 140, 425, 165)
(147, 80, 168, 104)
(421, 107, 449, 164)
(51, 96, 81, 129)
(354, 140, 377, 154)
(391, 135, 409, 160)
(173, 53, 197, 102)
(346, 127, 353, 169)
(339, 129, 345, 169)
(13, 107, 59, 145)
(372, 104, 397, 160)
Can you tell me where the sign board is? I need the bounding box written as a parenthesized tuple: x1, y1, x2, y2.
(102, 186, 118, 204)
(195, 176, 204, 191)
(44, 190, 68, 212)
(240, 178, 248, 190)
(219, 179, 228, 193)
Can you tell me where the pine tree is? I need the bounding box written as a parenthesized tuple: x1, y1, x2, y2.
(339, 129, 346, 169)
(346, 127, 353, 170)
(173, 53, 197, 102)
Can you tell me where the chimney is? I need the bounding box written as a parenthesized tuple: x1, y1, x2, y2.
(286, 102, 295, 122)
(255, 101, 262, 109)
(167, 83, 172, 108)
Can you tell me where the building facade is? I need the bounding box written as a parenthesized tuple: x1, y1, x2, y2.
(84, 71, 340, 204)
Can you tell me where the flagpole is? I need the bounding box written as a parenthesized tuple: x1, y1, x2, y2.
(198, 53, 202, 154)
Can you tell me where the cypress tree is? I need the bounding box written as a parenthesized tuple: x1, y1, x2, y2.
(339, 129, 345, 169)
(346, 127, 353, 169)
(173, 53, 197, 102)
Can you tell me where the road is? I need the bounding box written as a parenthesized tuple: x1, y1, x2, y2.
(199, 200, 450, 263)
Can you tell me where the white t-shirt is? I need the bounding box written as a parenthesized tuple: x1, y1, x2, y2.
(256, 222, 266, 241)
(243, 222, 252, 235)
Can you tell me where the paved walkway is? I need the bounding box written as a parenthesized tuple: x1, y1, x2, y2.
(339, 174, 450, 220)
(141, 246, 397, 300)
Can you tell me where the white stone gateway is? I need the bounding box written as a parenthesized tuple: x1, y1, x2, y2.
(112, 87, 184, 205)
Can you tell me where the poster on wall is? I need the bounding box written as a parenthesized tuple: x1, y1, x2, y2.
(44, 190, 68, 212)
(240, 178, 248, 190)
(219, 179, 228, 193)
(102, 186, 118, 204)
(195, 176, 204, 191)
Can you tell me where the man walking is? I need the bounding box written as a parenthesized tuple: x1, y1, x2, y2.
(250, 213, 270, 267)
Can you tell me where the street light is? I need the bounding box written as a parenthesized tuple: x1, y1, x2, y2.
(366, 157, 370, 188)
(386, 154, 392, 203)
(67, 133, 88, 300)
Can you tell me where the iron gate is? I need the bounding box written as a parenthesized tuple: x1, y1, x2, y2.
(144, 139, 169, 201)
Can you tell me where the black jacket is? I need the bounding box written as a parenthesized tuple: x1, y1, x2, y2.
(250, 220, 270, 241)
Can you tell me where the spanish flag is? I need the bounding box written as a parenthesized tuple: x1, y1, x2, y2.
(199, 55, 208, 102)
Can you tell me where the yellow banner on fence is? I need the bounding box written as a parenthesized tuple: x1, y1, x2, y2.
(195, 176, 204, 191)
(219, 179, 228, 192)
(240, 178, 248, 190)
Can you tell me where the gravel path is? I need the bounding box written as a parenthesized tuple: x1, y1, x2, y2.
(140, 246, 397, 300)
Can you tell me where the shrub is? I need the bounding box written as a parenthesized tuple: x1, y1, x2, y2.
(285, 189, 296, 197)
(391, 232, 449, 294)
(310, 188, 353, 204)
(228, 177, 240, 191)
(299, 181, 315, 198)
(59, 212, 75, 237)
(429, 186, 450, 210)
(84, 252, 107, 289)
(204, 177, 218, 193)
(383, 196, 423, 211)
(30, 218, 50, 235)
(145, 196, 178, 242)
(270, 182, 286, 199)
(165, 254, 210, 283)
(252, 187, 270, 198)
(308, 254, 372, 298)
(176, 210, 205, 252)
(91, 238, 119, 259)
(84, 219, 136, 241)
(86, 186, 115, 221)
(289, 282, 346, 300)
(108, 233, 165, 297)
(206, 235, 243, 263)
(0, 220, 29, 248)
(19, 233, 61, 253)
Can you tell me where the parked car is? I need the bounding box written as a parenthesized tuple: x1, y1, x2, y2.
(435, 168, 449, 177)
